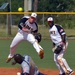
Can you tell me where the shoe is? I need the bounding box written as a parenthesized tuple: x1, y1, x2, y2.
(38, 72, 44, 75)
(6, 58, 12, 63)
(65, 70, 74, 75)
(59, 73, 66, 75)
(68, 70, 74, 75)
(39, 50, 44, 59)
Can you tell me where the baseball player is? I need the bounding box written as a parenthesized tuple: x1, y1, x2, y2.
(6, 13, 44, 63)
(47, 17, 74, 75)
(12, 54, 44, 75)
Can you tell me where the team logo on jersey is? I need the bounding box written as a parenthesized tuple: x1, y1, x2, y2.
(25, 21, 33, 31)
(25, 25, 33, 31)
(50, 31, 55, 34)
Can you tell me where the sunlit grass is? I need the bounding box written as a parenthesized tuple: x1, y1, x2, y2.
(0, 25, 75, 38)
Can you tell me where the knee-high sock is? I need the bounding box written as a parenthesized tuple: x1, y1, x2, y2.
(62, 58, 72, 71)
(58, 60, 68, 73)
(54, 60, 65, 74)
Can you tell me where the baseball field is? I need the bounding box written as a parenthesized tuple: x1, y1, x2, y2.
(0, 39, 75, 75)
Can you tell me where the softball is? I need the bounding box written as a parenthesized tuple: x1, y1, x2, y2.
(18, 7, 23, 12)
(17, 72, 21, 75)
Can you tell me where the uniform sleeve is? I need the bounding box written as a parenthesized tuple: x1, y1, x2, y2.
(55, 25, 65, 35)
(32, 22, 38, 33)
(55, 25, 66, 43)
(18, 18, 28, 30)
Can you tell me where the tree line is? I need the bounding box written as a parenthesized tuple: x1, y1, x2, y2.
(0, 0, 75, 12)
(0, 0, 75, 29)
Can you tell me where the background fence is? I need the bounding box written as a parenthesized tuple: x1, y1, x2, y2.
(0, 12, 75, 39)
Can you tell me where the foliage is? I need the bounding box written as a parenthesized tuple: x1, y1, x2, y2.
(0, 0, 75, 12)
(38, 0, 75, 12)
(0, 0, 75, 29)
(11, 0, 24, 12)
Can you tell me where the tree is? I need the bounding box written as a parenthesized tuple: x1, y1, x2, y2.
(38, 0, 75, 12)
(33, 0, 38, 11)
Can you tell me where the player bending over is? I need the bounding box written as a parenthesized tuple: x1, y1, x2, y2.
(12, 54, 44, 75)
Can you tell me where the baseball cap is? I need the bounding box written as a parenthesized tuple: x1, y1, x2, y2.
(31, 13, 37, 18)
(47, 17, 53, 21)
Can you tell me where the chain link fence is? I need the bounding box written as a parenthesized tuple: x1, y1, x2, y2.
(0, 12, 75, 39)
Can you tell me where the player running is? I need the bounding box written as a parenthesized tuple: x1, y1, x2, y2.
(12, 54, 44, 75)
(47, 17, 74, 75)
(6, 13, 44, 63)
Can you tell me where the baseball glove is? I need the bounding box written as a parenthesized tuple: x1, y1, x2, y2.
(34, 33, 42, 43)
(53, 45, 63, 54)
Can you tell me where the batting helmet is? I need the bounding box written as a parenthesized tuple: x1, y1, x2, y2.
(13, 54, 23, 64)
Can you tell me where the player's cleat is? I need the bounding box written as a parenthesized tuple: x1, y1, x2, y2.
(68, 70, 74, 75)
(59, 72, 66, 75)
(39, 50, 44, 59)
(6, 58, 12, 63)
(38, 72, 45, 75)
(65, 70, 74, 75)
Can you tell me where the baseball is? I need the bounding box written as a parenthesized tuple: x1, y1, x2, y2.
(17, 72, 21, 75)
(18, 7, 23, 12)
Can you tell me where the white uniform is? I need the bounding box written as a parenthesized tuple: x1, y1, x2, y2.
(49, 24, 72, 74)
(8, 16, 43, 58)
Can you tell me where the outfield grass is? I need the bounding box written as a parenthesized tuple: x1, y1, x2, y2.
(0, 39, 75, 70)
(0, 25, 75, 38)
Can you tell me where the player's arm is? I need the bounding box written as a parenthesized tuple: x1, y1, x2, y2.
(59, 28, 66, 44)
(52, 42, 56, 52)
(31, 22, 38, 34)
(61, 34, 66, 44)
(22, 27, 32, 33)
(56, 25, 66, 44)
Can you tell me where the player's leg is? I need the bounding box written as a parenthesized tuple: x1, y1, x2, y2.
(57, 50, 69, 74)
(62, 42, 74, 74)
(54, 53, 65, 75)
(26, 33, 44, 59)
(58, 54, 74, 75)
(6, 32, 24, 63)
(62, 58, 74, 74)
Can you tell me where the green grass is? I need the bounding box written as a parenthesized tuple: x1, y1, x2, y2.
(0, 25, 75, 38)
(0, 39, 75, 70)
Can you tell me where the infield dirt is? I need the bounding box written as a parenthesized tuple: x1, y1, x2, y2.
(0, 68, 75, 75)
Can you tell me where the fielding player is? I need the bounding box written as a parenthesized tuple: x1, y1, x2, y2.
(47, 17, 74, 75)
(6, 13, 44, 63)
(12, 54, 44, 75)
